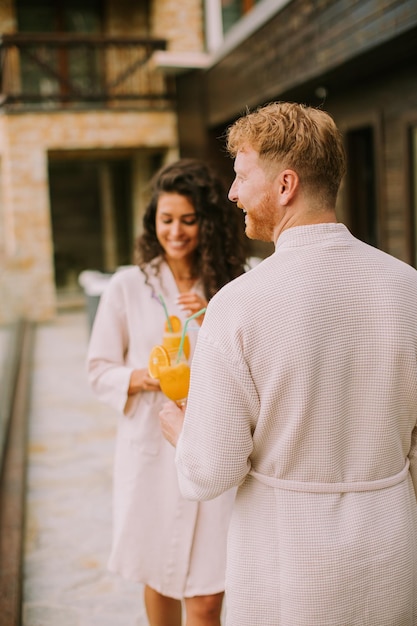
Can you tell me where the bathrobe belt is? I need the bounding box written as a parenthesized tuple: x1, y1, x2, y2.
(249, 458, 410, 493)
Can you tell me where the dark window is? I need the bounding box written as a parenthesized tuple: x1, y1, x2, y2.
(221, 0, 260, 34)
(16, 0, 103, 98)
(48, 158, 133, 289)
(345, 127, 378, 247)
(17, 0, 102, 33)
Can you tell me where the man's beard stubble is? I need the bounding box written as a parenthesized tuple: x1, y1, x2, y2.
(244, 192, 275, 243)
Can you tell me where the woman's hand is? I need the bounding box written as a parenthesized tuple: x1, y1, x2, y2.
(176, 292, 207, 325)
(159, 400, 185, 447)
(128, 368, 161, 395)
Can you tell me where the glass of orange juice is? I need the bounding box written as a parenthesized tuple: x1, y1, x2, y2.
(162, 315, 190, 363)
(148, 315, 190, 407)
(148, 307, 205, 407)
(158, 355, 190, 407)
(148, 344, 190, 407)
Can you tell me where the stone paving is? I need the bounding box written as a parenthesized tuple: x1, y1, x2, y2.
(22, 310, 148, 626)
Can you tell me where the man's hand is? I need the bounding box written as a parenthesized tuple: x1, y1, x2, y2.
(159, 400, 185, 447)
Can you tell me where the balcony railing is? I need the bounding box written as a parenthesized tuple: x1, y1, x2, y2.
(0, 33, 176, 111)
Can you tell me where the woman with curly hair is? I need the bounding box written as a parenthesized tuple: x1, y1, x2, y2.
(87, 158, 247, 625)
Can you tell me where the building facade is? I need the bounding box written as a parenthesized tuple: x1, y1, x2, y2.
(2, 0, 417, 322)
(0, 0, 206, 322)
(175, 0, 417, 264)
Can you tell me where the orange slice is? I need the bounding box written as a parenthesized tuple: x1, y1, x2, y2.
(164, 315, 182, 333)
(148, 345, 170, 379)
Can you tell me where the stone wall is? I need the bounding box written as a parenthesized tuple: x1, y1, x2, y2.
(151, 0, 204, 52)
(0, 110, 178, 322)
(0, 0, 15, 32)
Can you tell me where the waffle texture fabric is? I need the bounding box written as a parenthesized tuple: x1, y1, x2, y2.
(176, 223, 417, 625)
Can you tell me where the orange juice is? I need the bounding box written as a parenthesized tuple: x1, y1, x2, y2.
(148, 310, 196, 405)
(159, 360, 190, 402)
(162, 331, 190, 362)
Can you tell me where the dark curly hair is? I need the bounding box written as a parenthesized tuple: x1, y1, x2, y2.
(135, 158, 247, 300)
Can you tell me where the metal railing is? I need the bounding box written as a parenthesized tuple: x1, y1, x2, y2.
(0, 33, 175, 111)
(0, 319, 34, 626)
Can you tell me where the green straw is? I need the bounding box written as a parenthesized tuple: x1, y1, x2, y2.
(176, 307, 206, 363)
(158, 293, 173, 332)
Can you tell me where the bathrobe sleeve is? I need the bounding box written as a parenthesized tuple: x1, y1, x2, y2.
(86, 274, 134, 414)
(175, 293, 259, 500)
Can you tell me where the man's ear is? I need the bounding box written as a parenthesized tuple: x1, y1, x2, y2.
(278, 169, 299, 205)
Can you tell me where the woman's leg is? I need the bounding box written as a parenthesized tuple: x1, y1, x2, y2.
(144, 585, 182, 626)
(184, 592, 224, 626)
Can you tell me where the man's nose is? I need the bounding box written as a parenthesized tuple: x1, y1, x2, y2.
(228, 179, 238, 202)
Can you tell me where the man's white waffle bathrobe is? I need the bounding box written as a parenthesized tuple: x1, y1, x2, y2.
(175, 223, 417, 626)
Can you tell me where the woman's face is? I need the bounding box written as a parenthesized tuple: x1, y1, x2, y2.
(155, 192, 199, 263)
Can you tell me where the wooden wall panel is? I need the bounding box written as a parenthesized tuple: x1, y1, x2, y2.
(176, 0, 417, 264)
(205, 0, 417, 126)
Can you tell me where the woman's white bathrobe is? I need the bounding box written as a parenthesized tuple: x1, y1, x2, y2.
(175, 224, 417, 625)
(87, 261, 234, 598)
